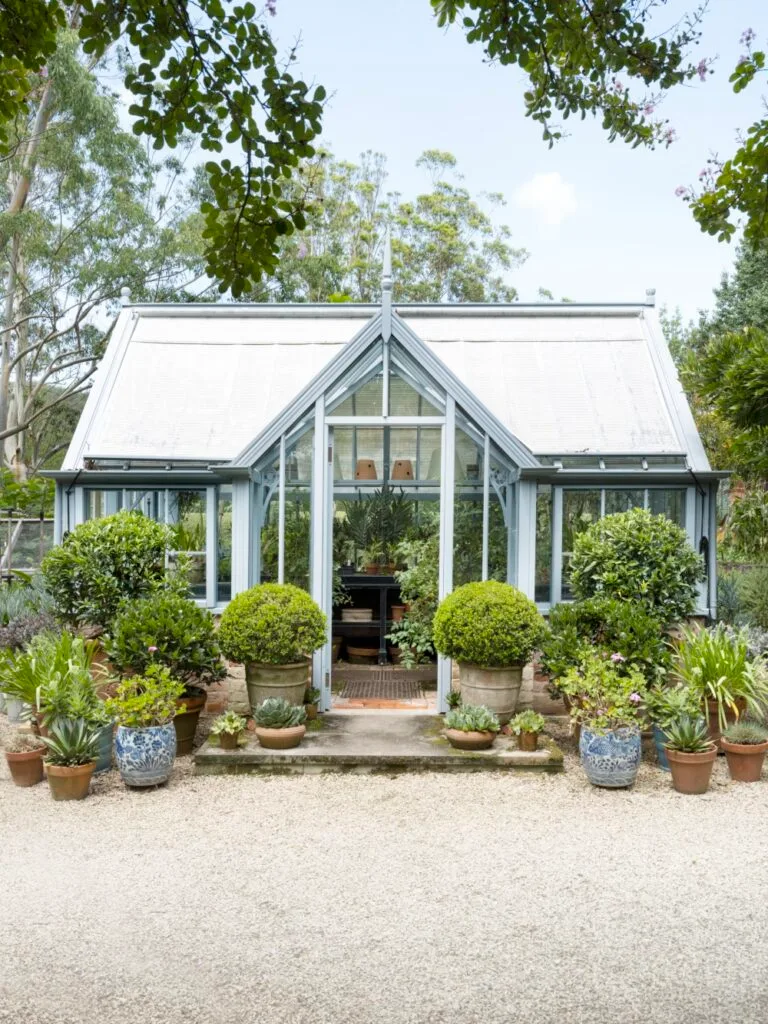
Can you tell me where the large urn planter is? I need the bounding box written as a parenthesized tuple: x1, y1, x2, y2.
(244, 661, 308, 713)
(46, 761, 96, 801)
(115, 724, 177, 787)
(666, 745, 717, 794)
(721, 738, 768, 783)
(458, 663, 523, 725)
(579, 725, 642, 788)
(445, 728, 495, 751)
(172, 686, 207, 756)
(6, 748, 44, 787)
(254, 724, 306, 750)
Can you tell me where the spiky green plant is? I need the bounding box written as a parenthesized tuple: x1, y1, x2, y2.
(444, 704, 500, 733)
(722, 719, 768, 745)
(663, 715, 713, 754)
(254, 697, 306, 729)
(210, 711, 247, 737)
(446, 690, 462, 710)
(509, 710, 546, 735)
(41, 718, 101, 767)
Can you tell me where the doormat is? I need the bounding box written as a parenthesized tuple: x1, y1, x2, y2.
(338, 674, 424, 701)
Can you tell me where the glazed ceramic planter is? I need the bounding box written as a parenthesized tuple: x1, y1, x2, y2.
(579, 725, 641, 788)
(666, 745, 717, 794)
(458, 663, 523, 725)
(254, 724, 306, 750)
(6, 748, 44, 787)
(46, 761, 95, 801)
(445, 728, 495, 751)
(94, 723, 114, 774)
(517, 731, 539, 752)
(244, 662, 308, 714)
(652, 724, 671, 772)
(721, 738, 768, 783)
(173, 686, 207, 756)
(115, 723, 176, 786)
(218, 730, 241, 751)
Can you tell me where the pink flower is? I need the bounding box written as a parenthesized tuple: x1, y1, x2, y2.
(610, 653, 626, 663)
(675, 185, 688, 198)
(696, 59, 708, 82)
(148, 645, 158, 653)
(629, 693, 642, 704)
(643, 102, 655, 117)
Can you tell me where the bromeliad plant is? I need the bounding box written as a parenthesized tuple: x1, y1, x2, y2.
(254, 697, 307, 729)
(104, 665, 186, 728)
(560, 650, 648, 733)
(509, 710, 546, 736)
(444, 704, 501, 734)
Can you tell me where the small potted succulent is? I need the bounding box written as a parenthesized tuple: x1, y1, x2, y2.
(41, 718, 101, 801)
(105, 665, 186, 787)
(646, 684, 701, 771)
(664, 715, 718, 794)
(721, 719, 768, 783)
(443, 703, 500, 751)
(433, 581, 545, 723)
(253, 697, 307, 750)
(509, 710, 546, 752)
(304, 686, 322, 720)
(4, 730, 46, 787)
(210, 711, 247, 750)
(218, 583, 326, 714)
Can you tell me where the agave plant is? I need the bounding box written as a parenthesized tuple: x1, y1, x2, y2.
(663, 715, 713, 754)
(254, 697, 307, 729)
(41, 718, 101, 767)
(444, 704, 500, 734)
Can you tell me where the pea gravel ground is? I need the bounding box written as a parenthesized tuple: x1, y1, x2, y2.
(2, 716, 768, 1024)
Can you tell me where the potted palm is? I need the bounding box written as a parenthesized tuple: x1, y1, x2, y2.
(721, 719, 768, 782)
(4, 731, 46, 787)
(561, 650, 648, 788)
(41, 718, 101, 801)
(253, 697, 307, 750)
(664, 715, 718, 794)
(509, 710, 546, 752)
(105, 666, 186, 787)
(444, 704, 500, 750)
(210, 711, 247, 750)
(645, 685, 701, 771)
(433, 581, 545, 723)
(218, 583, 326, 714)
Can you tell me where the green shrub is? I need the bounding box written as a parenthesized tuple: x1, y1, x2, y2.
(41, 510, 172, 628)
(104, 665, 186, 728)
(106, 592, 224, 685)
(254, 696, 306, 728)
(739, 567, 768, 629)
(444, 704, 500, 733)
(218, 583, 326, 665)
(568, 508, 705, 625)
(433, 581, 545, 667)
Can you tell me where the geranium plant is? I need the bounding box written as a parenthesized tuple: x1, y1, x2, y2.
(104, 665, 186, 728)
(560, 650, 648, 733)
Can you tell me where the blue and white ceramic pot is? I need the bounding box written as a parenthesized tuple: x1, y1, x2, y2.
(579, 725, 642, 788)
(115, 724, 176, 787)
(652, 724, 671, 772)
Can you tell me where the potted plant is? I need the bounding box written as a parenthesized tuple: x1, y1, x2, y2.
(304, 686, 321, 720)
(433, 581, 545, 723)
(721, 719, 768, 782)
(446, 690, 462, 710)
(645, 684, 701, 771)
(509, 710, 546, 751)
(664, 714, 718, 794)
(210, 711, 247, 750)
(106, 591, 225, 755)
(561, 650, 647, 788)
(253, 697, 307, 750)
(444, 703, 500, 750)
(4, 730, 46, 787)
(104, 666, 186, 787)
(41, 718, 101, 801)
(218, 583, 326, 714)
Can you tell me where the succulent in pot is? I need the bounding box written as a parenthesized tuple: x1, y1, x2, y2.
(664, 715, 718, 794)
(104, 666, 185, 787)
(645, 684, 701, 772)
(509, 710, 546, 752)
(721, 719, 768, 783)
(444, 703, 500, 751)
(253, 697, 307, 750)
(4, 730, 46, 787)
(41, 718, 101, 801)
(304, 686, 322, 720)
(210, 711, 247, 750)
(433, 581, 545, 723)
(218, 583, 326, 714)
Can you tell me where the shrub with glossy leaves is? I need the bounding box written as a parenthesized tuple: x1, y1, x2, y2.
(433, 581, 545, 667)
(568, 508, 705, 625)
(42, 510, 172, 628)
(218, 583, 326, 665)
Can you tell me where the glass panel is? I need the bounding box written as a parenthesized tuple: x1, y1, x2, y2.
(604, 489, 644, 515)
(333, 427, 385, 482)
(284, 429, 313, 591)
(217, 486, 232, 604)
(84, 489, 123, 519)
(330, 371, 383, 416)
(454, 426, 484, 587)
(126, 489, 165, 520)
(562, 489, 601, 600)
(535, 484, 552, 603)
(649, 488, 686, 526)
(168, 490, 206, 600)
(388, 427, 442, 481)
(488, 456, 510, 583)
(388, 367, 441, 416)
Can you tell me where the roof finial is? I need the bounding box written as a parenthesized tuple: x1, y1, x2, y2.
(645, 287, 656, 307)
(120, 285, 132, 306)
(381, 225, 392, 340)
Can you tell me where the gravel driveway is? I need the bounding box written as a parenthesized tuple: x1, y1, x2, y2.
(2, 719, 768, 1024)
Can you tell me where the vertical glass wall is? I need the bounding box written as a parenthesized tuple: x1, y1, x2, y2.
(217, 485, 232, 604)
(256, 427, 314, 593)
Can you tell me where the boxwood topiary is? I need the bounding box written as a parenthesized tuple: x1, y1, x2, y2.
(568, 508, 705, 626)
(218, 583, 327, 665)
(433, 580, 545, 667)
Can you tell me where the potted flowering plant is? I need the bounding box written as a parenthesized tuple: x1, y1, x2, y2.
(561, 650, 648, 788)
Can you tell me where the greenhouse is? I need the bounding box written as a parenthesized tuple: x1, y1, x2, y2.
(49, 255, 723, 712)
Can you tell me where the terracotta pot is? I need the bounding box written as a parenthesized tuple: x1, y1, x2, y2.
(666, 745, 718, 794)
(355, 458, 377, 480)
(219, 731, 241, 751)
(173, 686, 207, 756)
(33, 712, 49, 738)
(45, 761, 95, 801)
(391, 459, 414, 480)
(517, 731, 539, 752)
(304, 702, 318, 720)
(458, 663, 523, 725)
(364, 564, 380, 575)
(244, 662, 309, 714)
(254, 724, 306, 750)
(390, 605, 407, 622)
(5, 748, 44, 787)
(721, 738, 768, 783)
(445, 728, 495, 751)
(705, 698, 746, 749)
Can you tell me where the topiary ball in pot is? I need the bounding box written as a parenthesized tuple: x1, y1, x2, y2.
(218, 583, 326, 714)
(433, 581, 545, 723)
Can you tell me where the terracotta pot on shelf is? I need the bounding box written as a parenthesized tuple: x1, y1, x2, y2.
(666, 745, 718, 794)
(364, 564, 380, 575)
(219, 731, 241, 751)
(355, 459, 377, 480)
(445, 728, 495, 751)
(391, 459, 414, 480)
(517, 731, 539, 752)
(173, 686, 207, 756)
(5, 748, 44, 787)
(254, 724, 306, 750)
(45, 761, 96, 801)
(721, 738, 768, 782)
(390, 605, 407, 622)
